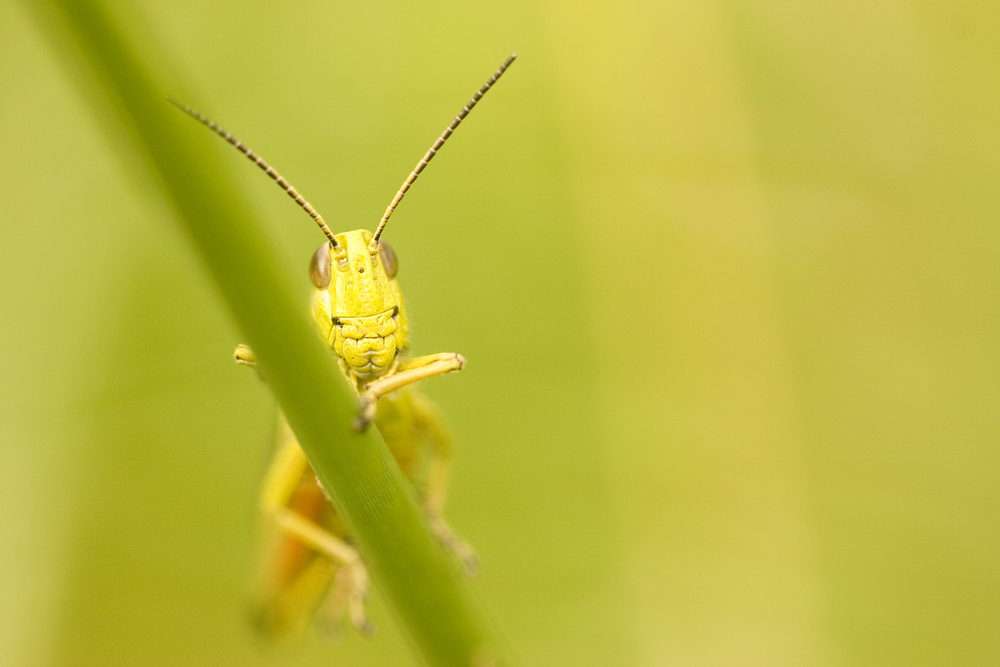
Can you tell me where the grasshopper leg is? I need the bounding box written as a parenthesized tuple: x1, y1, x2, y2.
(354, 353, 466, 431)
(314, 565, 357, 638)
(234, 344, 257, 368)
(411, 393, 479, 576)
(234, 344, 268, 381)
(261, 427, 373, 635)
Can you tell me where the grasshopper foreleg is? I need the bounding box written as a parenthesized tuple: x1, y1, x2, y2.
(234, 344, 267, 381)
(234, 344, 257, 368)
(354, 352, 466, 431)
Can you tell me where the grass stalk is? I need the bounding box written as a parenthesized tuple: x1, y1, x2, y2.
(23, 1, 506, 664)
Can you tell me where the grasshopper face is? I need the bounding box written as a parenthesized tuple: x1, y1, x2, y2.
(309, 230, 409, 386)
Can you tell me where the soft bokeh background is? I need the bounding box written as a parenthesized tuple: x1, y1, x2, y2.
(2, 1, 998, 665)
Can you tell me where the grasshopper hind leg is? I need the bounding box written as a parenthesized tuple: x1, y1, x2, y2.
(258, 421, 374, 636)
(314, 564, 372, 639)
(250, 552, 335, 638)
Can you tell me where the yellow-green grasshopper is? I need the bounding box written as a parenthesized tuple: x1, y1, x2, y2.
(170, 54, 516, 636)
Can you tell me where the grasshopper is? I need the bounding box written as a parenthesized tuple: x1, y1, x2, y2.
(170, 54, 515, 636)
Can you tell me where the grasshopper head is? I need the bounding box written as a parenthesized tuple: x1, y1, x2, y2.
(171, 56, 515, 383)
(308, 230, 408, 382)
(312, 230, 398, 316)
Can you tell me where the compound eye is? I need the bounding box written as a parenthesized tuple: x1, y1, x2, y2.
(378, 240, 398, 279)
(309, 243, 332, 288)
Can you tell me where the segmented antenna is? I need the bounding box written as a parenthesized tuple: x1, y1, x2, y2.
(369, 54, 517, 252)
(167, 97, 339, 247)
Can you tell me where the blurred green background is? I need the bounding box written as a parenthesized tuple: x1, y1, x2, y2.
(2, 1, 998, 665)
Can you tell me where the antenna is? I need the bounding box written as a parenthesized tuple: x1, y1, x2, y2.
(369, 53, 517, 252)
(167, 97, 339, 247)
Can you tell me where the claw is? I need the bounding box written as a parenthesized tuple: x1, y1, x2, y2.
(317, 563, 373, 637)
(346, 562, 372, 635)
(428, 512, 479, 576)
(353, 392, 377, 432)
